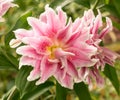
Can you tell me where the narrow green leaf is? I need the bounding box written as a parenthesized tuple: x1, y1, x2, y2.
(74, 0, 90, 8)
(74, 82, 92, 100)
(113, 0, 120, 16)
(103, 64, 120, 95)
(15, 66, 54, 100)
(56, 82, 67, 100)
(113, 21, 120, 30)
(5, 10, 32, 46)
(0, 49, 18, 70)
(21, 82, 54, 100)
(2, 86, 20, 100)
(103, 4, 120, 18)
(15, 66, 32, 96)
(50, 0, 65, 8)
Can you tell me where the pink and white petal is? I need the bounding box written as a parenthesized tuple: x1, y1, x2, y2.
(22, 37, 52, 54)
(54, 73, 74, 89)
(72, 42, 97, 57)
(91, 68, 104, 87)
(67, 47, 97, 67)
(83, 9, 95, 25)
(16, 45, 41, 59)
(56, 18, 72, 43)
(39, 12, 47, 23)
(56, 6, 67, 26)
(0, 0, 18, 16)
(19, 56, 37, 69)
(99, 17, 113, 39)
(67, 60, 78, 78)
(9, 39, 21, 48)
(36, 56, 57, 85)
(102, 47, 117, 60)
(27, 60, 41, 81)
(77, 67, 90, 82)
(54, 48, 74, 59)
(27, 17, 48, 36)
(13, 29, 33, 40)
(66, 32, 80, 45)
(72, 18, 81, 33)
(45, 5, 61, 33)
(92, 10, 102, 35)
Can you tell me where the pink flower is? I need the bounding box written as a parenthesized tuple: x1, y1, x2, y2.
(10, 5, 98, 89)
(10, 5, 117, 89)
(77, 9, 117, 87)
(0, 0, 18, 22)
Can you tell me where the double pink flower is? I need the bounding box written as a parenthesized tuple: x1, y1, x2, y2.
(10, 5, 117, 89)
(0, 0, 17, 22)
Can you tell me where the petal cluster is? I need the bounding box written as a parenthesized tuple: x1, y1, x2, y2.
(10, 5, 117, 89)
(0, 0, 18, 22)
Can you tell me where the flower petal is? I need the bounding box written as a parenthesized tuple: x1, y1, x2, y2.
(27, 60, 41, 81)
(99, 17, 113, 39)
(27, 17, 48, 36)
(67, 47, 97, 67)
(19, 56, 37, 69)
(36, 56, 57, 85)
(16, 45, 41, 59)
(92, 10, 102, 35)
(22, 37, 52, 54)
(13, 29, 33, 40)
(9, 39, 21, 48)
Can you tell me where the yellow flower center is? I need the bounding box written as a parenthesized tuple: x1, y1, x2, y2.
(47, 45, 59, 59)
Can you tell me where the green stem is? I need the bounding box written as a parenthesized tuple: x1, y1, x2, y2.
(0, 47, 18, 70)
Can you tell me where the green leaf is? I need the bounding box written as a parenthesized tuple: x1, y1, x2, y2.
(0, 48, 18, 70)
(103, 4, 120, 18)
(15, 66, 54, 100)
(74, 82, 92, 100)
(74, 0, 90, 8)
(5, 9, 32, 46)
(2, 86, 20, 100)
(50, 0, 65, 8)
(56, 82, 67, 100)
(103, 64, 120, 95)
(50, 0, 74, 9)
(112, 0, 120, 16)
(113, 21, 120, 30)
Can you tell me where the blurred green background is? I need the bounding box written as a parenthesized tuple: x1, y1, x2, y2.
(0, 0, 120, 100)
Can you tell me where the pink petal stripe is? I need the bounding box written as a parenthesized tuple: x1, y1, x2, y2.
(16, 46, 42, 60)
(27, 60, 41, 81)
(22, 37, 52, 55)
(99, 17, 113, 39)
(27, 17, 47, 36)
(36, 56, 57, 85)
(19, 56, 37, 69)
(13, 29, 33, 40)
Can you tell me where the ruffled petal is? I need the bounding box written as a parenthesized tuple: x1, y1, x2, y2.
(67, 47, 97, 67)
(99, 17, 113, 39)
(36, 56, 57, 85)
(13, 29, 33, 40)
(27, 60, 41, 81)
(19, 56, 37, 69)
(27, 17, 48, 36)
(22, 37, 52, 54)
(16, 45, 42, 59)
